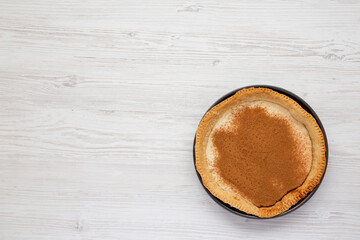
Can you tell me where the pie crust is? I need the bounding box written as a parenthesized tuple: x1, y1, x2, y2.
(195, 87, 326, 218)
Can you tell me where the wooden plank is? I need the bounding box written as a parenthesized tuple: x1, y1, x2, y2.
(0, 0, 359, 239)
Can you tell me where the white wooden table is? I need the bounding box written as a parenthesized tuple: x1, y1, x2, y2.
(1, 1, 360, 239)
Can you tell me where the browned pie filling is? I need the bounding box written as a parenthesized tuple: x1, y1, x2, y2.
(212, 106, 310, 207)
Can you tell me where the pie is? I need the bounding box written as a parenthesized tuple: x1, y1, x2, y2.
(195, 87, 326, 218)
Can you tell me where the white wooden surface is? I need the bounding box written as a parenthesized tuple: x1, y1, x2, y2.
(0, 0, 360, 239)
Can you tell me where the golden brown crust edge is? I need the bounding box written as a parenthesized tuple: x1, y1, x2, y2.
(195, 87, 326, 218)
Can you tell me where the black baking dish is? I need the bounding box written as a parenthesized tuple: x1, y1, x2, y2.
(193, 85, 328, 219)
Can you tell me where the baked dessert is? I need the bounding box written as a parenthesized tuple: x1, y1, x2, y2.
(195, 87, 326, 218)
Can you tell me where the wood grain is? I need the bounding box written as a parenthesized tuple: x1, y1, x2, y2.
(0, 0, 359, 239)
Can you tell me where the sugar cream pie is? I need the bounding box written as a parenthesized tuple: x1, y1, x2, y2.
(195, 87, 326, 218)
